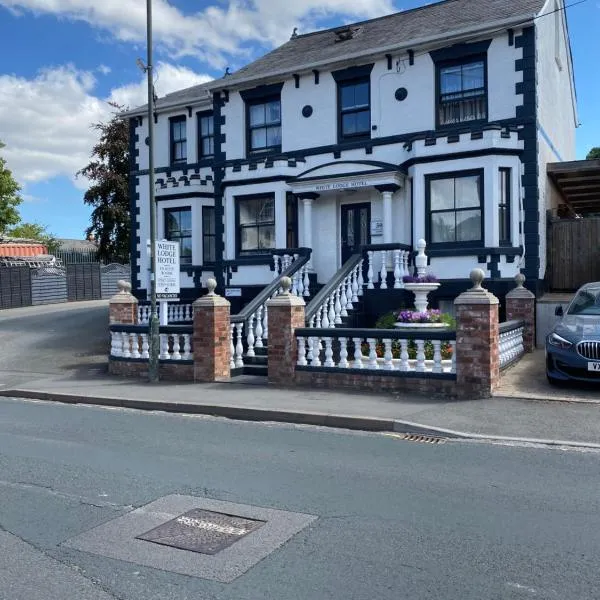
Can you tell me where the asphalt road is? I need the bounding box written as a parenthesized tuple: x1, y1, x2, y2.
(1, 398, 599, 599)
(0, 301, 108, 388)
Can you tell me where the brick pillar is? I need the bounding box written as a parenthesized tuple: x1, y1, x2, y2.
(109, 280, 138, 324)
(267, 276, 305, 385)
(454, 269, 500, 399)
(193, 278, 231, 382)
(506, 273, 536, 353)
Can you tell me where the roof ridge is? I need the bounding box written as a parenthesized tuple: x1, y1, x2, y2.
(293, 0, 462, 40)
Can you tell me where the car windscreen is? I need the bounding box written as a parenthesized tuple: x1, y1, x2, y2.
(567, 287, 600, 315)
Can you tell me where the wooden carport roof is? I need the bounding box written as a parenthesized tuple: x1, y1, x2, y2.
(548, 160, 600, 215)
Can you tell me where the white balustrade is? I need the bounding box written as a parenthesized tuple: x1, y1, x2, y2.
(296, 334, 456, 374)
(109, 329, 193, 361)
(137, 303, 193, 324)
(499, 324, 525, 369)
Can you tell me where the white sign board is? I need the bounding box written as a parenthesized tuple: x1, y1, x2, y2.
(314, 179, 370, 192)
(370, 219, 383, 236)
(225, 287, 242, 298)
(156, 240, 180, 300)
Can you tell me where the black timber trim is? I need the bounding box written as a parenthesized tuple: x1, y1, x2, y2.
(331, 63, 374, 82)
(429, 39, 492, 63)
(128, 117, 140, 291)
(295, 159, 398, 180)
(239, 82, 284, 101)
(155, 192, 215, 201)
(401, 147, 521, 170)
(222, 175, 292, 188)
(212, 91, 226, 290)
(427, 246, 522, 258)
(515, 27, 539, 283)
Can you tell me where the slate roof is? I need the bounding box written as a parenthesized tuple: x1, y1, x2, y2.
(124, 0, 545, 116)
(218, 0, 545, 88)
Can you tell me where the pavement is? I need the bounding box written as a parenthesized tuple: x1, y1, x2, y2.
(1, 301, 600, 447)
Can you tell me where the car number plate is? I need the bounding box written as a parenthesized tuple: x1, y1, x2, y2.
(588, 362, 600, 372)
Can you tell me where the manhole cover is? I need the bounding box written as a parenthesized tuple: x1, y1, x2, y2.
(136, 509, 265, 555)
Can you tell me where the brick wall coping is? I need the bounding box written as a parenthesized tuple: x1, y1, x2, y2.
(294, 327, 456, 341)
(498, 319, 525, 334)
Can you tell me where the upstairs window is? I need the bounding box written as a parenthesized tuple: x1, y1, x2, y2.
(437, 58, 487, 127)
(165, 207, 192, 264)
(499, 168, 511, 245)
(170, 116, 187, 164)
(202, 206, 216, 263)
(339, 78, 371, 140)
(198, 113, 214, 158)
(247, 99, 281, 154)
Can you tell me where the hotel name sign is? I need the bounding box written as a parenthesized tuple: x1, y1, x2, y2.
(314, 179, 370, 192)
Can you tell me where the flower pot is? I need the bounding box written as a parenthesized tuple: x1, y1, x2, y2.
(403, 282, 440, 312)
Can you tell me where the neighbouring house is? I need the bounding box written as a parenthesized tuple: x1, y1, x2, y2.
(123, 0, 577, 321)
(0, 236, 48, 259)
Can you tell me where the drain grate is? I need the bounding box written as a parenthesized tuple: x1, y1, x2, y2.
(390, 433, 446, 444)
(136, 509, 265, 555)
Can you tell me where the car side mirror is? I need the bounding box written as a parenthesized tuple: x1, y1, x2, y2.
(555, 305, 564, 317)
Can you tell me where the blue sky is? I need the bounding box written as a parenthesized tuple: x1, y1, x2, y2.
(0, 0, 597, 239)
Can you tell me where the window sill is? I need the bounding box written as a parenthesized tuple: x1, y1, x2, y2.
(435, 119, 488, 132)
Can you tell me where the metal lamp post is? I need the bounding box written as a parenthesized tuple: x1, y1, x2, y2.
(145, 0, 160, 382)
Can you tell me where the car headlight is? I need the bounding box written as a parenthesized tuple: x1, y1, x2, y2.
(548, 333, 573, 349)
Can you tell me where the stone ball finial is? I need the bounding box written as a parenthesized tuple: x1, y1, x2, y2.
(515, 272, 526, 288)
(117, 280, 132, 294)
(417, 238, 426, 251)
(470, 268, 485, 289)
(280, 276, 292, 295)
(206, 278, 217, 295)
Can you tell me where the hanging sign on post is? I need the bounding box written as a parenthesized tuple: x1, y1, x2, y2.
(156, 240, 180, 301)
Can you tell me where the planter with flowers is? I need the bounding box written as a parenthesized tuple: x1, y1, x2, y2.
(394, 308, 450, 329)
(402, 273, 440, 313)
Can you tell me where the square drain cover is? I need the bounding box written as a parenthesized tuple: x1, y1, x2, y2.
(136, 509, 265, 555)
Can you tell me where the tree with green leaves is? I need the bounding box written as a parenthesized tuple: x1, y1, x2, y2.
(8, 221, 59, 253)
(77, 102, 130, 263)
(0, 140, 22, 235)
(586, 147, 600, 160)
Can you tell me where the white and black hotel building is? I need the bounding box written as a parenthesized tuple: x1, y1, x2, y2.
(124, 0, 576, 322)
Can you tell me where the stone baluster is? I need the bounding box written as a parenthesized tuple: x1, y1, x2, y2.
(393, 251, 402, 289)
(111, 332, 121, 357)
(328, 294, 336, 327)
(367, 251, 375, 289)
(172, 335, 181, 360)
(159, 333, 169, 360)
(379, 250, 388, 289)
(321, 302, 329, 328)
(358, 259, 365, 295)
(399, 339, 409, 372)
(367, 338, 378, 369)
(130, 333, 141, 359)
(345, 275, 353, 310)
(432, 340, 442, 373)
(383, 339, 394, 370)
(450, 341, 457, 373)
(324, 338, 335, 367)
(255, 306, 264, 348)
(339, 337, 349, 368)
(306, 335, 314, 364)
(141, 333, 149, 359)
(229, 324, 236, 370)
(351, 266, 359, 303)
(415, 339, 426, 372)
(315, 306, 322, 328)
(334, 288, 342, 325)
(352, 337, 363, 369)
(262, 304, 269, 342)
(297, 337, 307, 366)
(182, 335, 192, 360)
(291, 271, 299, 296)
(234, 323, 245, 368)
(340, 280, 348, 317)
(415, 239, 428, 277)
(403, 251, 410, 280)
(122, 332, 131, 358)
(273, 254, 281, 276)
(246, 314, 256, 357)
(303, 267, 310, 297)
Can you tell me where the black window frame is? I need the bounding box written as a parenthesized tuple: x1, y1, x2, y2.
(499, 168, 511, 246)
(235, 194, 276, 257)
(202, 205, 216, 265)
(337, 76, 371, 142)
(435, 55, 488, 129)
(197, 111, 214, 159)
(286, 192, 298, 249)
(245, 96, 282, 156)
(164, 206, 192, 265)
(425, 169, 484, 249)
(169, 115, 187, 165)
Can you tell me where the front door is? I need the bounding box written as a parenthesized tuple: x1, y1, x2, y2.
(341, 203, 371, 264)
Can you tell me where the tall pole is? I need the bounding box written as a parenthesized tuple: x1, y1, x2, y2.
(146, 0, 160, 382)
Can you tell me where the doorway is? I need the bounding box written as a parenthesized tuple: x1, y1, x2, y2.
(340, 202, 371, 264)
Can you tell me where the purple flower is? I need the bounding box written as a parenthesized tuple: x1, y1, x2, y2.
(402, 274, 439, 284)
(395, 309, 442, 323)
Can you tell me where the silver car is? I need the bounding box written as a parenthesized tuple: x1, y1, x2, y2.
(546, 282, 600, 385)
